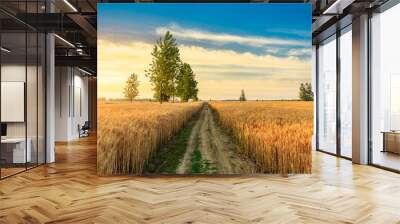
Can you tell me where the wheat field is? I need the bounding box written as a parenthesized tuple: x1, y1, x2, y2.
(98, 100, 313, 175)
(97, 101, 203, 175)
(209, 101, 313, 174)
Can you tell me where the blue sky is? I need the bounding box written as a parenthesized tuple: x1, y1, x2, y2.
(98, 4, 312, 100)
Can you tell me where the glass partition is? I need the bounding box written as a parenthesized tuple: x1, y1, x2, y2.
(0, 1, 46, 179)
(38, 32, 46, 165)
(317, 35, 337, 154)
(27, 31, 38, 169)
(371, 3, 400, 171)
(339, 26, 352, 158)
(1, 31, 28, 177)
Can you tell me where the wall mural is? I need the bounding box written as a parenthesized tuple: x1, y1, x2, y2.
(97, 3, 313, 175)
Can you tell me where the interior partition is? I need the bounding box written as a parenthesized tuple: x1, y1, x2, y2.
(0, 2, 46, 179)
(317, 35, 337, 155)
(370, 3, 400, 171)
(339, 26, 353, 158)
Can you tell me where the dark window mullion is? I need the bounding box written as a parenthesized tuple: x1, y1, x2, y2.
(36, 0, 39, 167)
(336, 29, 341, 157)
(367, 11, 373, 165)
(25, 0, 28, 171)
(316, 45, 320, 151)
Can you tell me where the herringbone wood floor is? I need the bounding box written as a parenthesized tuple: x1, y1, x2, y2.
(1, 136, 400, 224)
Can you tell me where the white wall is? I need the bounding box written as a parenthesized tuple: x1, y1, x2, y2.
(55, 67, 89, 141)
(71, 72, 89, 138)
(55, 66, 70, 141)
(1, 64, 26, 81)
(1, 65, 36, 138)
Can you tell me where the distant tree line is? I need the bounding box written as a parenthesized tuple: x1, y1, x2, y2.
(299, 82, 313, 101)
(146, 31, 198, 103)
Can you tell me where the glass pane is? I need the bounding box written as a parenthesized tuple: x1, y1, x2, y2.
(27, 31, 38, 169)
(38, 33, 45, 165)
(318, 36, 337, 154)
(340, 28, 352, 158)
(1, 31, 27, 177)
(371, 4, 400, 171)
(390, 75, 400, 130)
(0, 1, 46, 178)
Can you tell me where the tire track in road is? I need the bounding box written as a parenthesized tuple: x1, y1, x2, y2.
(177, 103, 256, 174)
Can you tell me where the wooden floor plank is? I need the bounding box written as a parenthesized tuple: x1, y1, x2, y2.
(0, 136, 399, 223)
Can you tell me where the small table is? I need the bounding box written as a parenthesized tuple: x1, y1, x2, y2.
(381, 131, 400, 154)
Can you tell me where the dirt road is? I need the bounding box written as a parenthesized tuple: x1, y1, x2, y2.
(177, 103, 256, 174)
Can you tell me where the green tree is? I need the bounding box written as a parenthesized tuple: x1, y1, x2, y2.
(299, 82, 313, 101)
(146, 31, 181, 103)
(123, 73, 139, 102)
(176, 63, 198, 102)
(239, 89, 247, 101)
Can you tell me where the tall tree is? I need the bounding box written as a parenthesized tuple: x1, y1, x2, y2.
(239, 89, 247, 101)
(145, 31, 181, 103)
(299, 82, 313, 101)
(176, 63, 198, 102)
(123, 73, 139, 103)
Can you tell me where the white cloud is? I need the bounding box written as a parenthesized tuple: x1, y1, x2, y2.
(265, 48, 280, 54)
(287, 48, 312, 57)
(155, 24, 308, 48)
(264, 28, 311, 38)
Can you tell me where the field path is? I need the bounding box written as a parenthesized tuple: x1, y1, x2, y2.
(177, 103, 256, 174)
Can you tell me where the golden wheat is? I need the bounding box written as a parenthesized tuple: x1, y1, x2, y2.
(97, 101, 202, 175)
(209, 101, 313, 174)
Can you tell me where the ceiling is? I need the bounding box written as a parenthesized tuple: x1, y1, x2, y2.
(1, 0, 393, 75)
(311, 0, 390, 43)
(0, 0, 97, 74)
